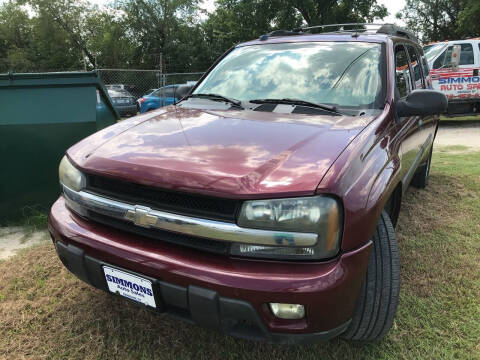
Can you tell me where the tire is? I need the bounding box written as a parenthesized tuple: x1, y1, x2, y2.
(342, 211, 400, 342)
(411, 148, 432, 189)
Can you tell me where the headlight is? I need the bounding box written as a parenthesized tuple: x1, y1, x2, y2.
(59, 155, 85, 191)
(231, 196, 342, 260)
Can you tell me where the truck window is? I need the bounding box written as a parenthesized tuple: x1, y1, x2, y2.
(458, 44, 474, 65)
(424, 43, 446, 63)
(395, 45, 411, 98)
(433, 50, 447, 69)
(406, 45, 424, 88)
(433, 43, 475, 69)
(422, 57, 430, 77)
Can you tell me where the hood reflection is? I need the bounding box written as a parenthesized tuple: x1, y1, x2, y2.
(79, 107, 371, 196)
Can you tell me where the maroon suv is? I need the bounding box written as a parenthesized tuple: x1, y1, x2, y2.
(49, 24, 447, 344)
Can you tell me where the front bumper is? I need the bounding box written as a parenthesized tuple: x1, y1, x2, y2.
(49, 197, 371, 344)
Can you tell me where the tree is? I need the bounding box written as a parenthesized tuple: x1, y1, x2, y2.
(458, 0, 480, 37)
(1, 0, 390, 73)
(201, 0, 302, 63)
(397, 0, 478, 42)
(0, 1, 34, 72)
(85, 12, 137, 69)
(114, 0, 203, 71)
(202, 0, 388, 62)
(283, 0, 388, 26)
(24, 0, 101, 67)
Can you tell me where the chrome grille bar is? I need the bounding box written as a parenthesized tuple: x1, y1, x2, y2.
(62, 185, 318, 247)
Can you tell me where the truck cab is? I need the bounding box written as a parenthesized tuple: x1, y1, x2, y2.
(426, 39, 480, 115)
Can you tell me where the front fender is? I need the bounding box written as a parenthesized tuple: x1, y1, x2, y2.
(317, 105, 400, 251)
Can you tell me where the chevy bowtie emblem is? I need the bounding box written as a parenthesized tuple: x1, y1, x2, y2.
(125, 206, 158, 228)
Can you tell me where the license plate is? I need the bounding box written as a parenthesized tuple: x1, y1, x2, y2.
(117, 99, 128, 104)
(103, 266, 156, 308)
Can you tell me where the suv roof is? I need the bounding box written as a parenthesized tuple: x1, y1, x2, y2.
(241, 23, 418, 47)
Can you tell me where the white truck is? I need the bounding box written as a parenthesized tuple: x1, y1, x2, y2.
(424, 39, 480, 116)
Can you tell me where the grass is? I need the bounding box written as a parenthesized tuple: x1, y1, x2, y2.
(1, 150, 479, 359)
(1, 205, 48, 232)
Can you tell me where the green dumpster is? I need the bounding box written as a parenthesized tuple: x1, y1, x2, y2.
(0, 71, 120, 223)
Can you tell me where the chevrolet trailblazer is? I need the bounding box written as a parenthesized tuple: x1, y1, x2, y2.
(49, 24, 447, 344)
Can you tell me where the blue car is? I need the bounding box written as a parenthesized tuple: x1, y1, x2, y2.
(138, 85, 181, 113)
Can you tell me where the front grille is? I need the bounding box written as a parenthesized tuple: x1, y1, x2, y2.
(88, 211, 230, 255)
(86, 174, 240, 222)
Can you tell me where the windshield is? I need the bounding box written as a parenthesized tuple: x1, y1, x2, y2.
(424, 43, 446, 62)
(108, 90, 130, 97)
(193, 42, 384, 109)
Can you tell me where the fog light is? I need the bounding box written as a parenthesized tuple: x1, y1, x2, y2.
(269, 303, 305, 319)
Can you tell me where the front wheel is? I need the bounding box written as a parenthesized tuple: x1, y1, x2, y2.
(342, 211, 400, 342)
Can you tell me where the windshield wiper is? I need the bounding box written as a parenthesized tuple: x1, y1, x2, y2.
(185, 93, 242, 108)
(249, 98, 341, 114)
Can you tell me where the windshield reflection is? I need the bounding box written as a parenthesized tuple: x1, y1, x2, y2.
(424, 43, 446, 62)
(194, 42, 384, 109)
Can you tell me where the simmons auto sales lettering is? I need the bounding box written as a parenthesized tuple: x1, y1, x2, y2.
(105, 274, 153, 296)
(438, 76, 480, 91)
(439, 76, 480, 84)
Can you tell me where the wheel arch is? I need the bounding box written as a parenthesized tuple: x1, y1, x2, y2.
(366, 157, 403, 232)
(384, 182, 402, 227)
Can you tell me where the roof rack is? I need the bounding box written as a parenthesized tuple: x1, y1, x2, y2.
(259, 23, 418, 42)
(259, 30, 302, 40)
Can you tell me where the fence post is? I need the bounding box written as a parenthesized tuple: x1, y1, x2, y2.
(162, 73, 167, 107)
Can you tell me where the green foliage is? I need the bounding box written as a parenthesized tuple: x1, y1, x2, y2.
(113, 0, 212, 71)
(202, 0, 388, 64)
(458, 0, 480, 37)
(398, 0, 480, 42)
(0, 1, 35, 71)
(0, 0, 387, 73)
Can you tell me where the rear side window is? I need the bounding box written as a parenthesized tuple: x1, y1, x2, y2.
(406, 45, 424, 88)
(458, 43, 475, 65)
(153, 88, 175, 97)
(395, 45, 411, 98)
(164, 87, 175, 97)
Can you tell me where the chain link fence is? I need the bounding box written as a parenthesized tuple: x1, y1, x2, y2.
(98, 69, 205, 116)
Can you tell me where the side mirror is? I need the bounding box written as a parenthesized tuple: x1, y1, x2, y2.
(450, 45, 461, 71)
(397, 89, 447, 117)
(174, 85, 194, 102)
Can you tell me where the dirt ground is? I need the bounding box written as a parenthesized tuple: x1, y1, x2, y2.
(435, 124, 480, 149)
(0, 227, 50, 260)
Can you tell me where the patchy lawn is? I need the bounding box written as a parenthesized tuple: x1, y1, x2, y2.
(1, 150, 479, 360)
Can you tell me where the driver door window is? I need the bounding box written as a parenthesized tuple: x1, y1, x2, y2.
(406, 45, 425, 89)
(395, 45, 412, 98)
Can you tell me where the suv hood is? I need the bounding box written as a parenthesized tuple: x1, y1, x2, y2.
(69, 107, 373, 198)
